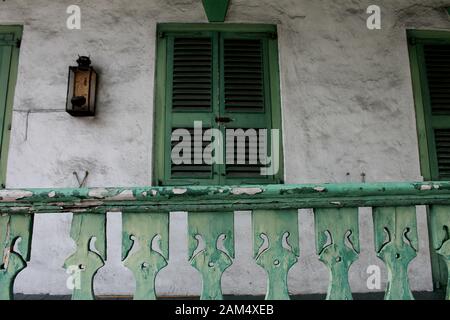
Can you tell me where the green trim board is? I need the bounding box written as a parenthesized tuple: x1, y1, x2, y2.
(0, 26, 21, 188)
(407, 29, 450, 291)
(153, 24, 284, 186)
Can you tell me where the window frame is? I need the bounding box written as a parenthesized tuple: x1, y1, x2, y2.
(0, 25, 22, 188)
(153, 23, 284, 186)
(408, 30, 450, 181)
(407, 29, 450, 291)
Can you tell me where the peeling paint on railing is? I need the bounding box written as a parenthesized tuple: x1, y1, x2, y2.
(0, 182, 449, 214)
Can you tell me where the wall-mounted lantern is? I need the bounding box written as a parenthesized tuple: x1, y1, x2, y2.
(66, 56, 97, 117)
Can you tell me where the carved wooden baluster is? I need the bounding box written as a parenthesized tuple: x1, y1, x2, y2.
(63, 213, 106, 300)
(0, 214, 33, 300)
(253, 209, 299, 300)
(373, 206, 418, 300)
(122, 212, 169, 300)
(429, 205, 450, 300)
(188, 211, 234, 300)
(314, 208, 359, 300)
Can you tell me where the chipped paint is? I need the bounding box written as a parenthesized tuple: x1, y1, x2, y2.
(0, 190, 33, 201)
(48, 191, 56, 198)
(231, 187, 263, 196)
(151, 190, 158, 196)
(314, 187, 326, 192)
(172, 188, 187, 195)
(88, 188, 109, 199)
(421, 185, 433, 191)
(107, 190, 136, 201)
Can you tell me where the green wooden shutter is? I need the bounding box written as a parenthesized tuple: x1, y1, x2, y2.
(165, 32, 220, 185)
(220, 33, 276, 184)
(0, 26, 21, 187)
(157, 25, 282, 186)
(418, 42, 450, 180)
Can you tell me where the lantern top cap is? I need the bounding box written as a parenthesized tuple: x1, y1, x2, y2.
(76, 56, 92, 69)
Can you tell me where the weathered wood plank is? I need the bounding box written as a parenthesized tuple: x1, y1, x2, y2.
(253, 209, 299, 300)
(314, 208, 359, 300)
(63, 213, 106, 300)
(122, 212, 169, 300)
(429, 205, 450, 300)
(373, 206, 418, 300)
(188, 211, 234, 300)
(0, 214, 33, 300)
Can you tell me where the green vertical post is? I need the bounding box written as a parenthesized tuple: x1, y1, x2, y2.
(253, 209, 299, 300)
(188, 211, 234, 300)
(430, 205, 450, 300)
(373, 206, 418, 300)
(314, 208, 359, 300)
(0, 214, 33, 300)
(122, 212, 169, 300)
(63, 213, 106, 300)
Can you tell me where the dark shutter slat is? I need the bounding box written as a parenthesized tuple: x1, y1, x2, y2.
(170, 128, 212, 178)
(423, 44, 450, 116)
(225, 129, 267, 178)
(434, 129, 450, 178)
(171, 37, 212, 112)
(223, 39, 265, 113)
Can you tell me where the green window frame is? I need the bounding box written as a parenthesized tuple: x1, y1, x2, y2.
(408, 30, 450, 181)
(0, 26, 21, 188)
(153, 24, 284, 186)
(408, 29, 450, 291)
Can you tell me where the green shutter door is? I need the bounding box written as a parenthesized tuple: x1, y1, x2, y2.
(0, 37, 13, 156)
(163, 30, 278, 185)
(220, 32, 276, 184)
(165, 32, 220, 185)
(0, 27, 21, 187)
(417, 42, 450, 180)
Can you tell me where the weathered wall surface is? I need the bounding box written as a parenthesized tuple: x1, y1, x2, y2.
(0, 0, 448, 296)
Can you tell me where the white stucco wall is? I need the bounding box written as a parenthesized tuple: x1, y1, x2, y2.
(0, 0, 448, 296)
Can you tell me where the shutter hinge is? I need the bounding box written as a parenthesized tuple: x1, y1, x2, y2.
(158, 31, 165, 38)
(269, 32, 278, 40)
(16, 39, 21, 48)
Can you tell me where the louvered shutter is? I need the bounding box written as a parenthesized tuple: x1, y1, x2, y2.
(165, 34, 219, 185)
(422, 44, 450, 179)
(0, 32, 14, 160)
(162, 30, 280, 185)
(221, 35, 275, 184)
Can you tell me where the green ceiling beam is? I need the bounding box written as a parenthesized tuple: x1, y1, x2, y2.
(202, 0, 230, 22)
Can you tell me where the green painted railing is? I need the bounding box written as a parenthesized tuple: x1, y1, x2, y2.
(0, 182, 449, 300)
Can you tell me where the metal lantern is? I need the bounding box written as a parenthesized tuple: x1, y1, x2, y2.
(66, 56, 97, 116)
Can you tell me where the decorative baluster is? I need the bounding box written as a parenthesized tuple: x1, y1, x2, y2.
(0, 214, 33, 300)
(64, 213, 106, 300)
(314, 208, 359, 300)
(188, 211, 234, 300)
(122, 212, 169, 300)
(253, 209, 299, 300)
(373, 206, 418, 300)
(429, 205, 450, 300)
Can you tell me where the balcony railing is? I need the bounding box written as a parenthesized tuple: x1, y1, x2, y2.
(0, 182, 449, 300)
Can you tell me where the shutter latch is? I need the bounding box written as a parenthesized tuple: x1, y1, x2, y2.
(215, 116, 233, 124)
